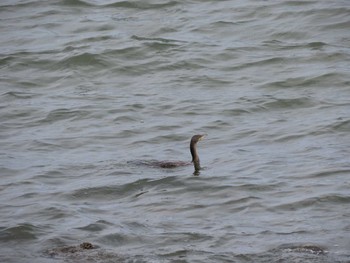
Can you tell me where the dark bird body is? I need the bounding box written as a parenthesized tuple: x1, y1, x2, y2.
(135, 135, 205, 172)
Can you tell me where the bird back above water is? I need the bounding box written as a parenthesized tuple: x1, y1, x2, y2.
(129, 134, 205, 172)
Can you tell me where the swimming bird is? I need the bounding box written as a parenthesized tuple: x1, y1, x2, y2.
(138, 134, 205, 172)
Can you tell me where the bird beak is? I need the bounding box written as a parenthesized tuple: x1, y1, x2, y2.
(199, 134, 207, 140)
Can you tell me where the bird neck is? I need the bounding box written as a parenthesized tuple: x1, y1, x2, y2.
(190, 142, 201, 171)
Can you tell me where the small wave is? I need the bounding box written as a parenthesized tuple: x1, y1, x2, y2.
(57, 52, 111, 69)
(327, 118, 350, 132)
(61, 0, 94, 7)
(0, 224, 44, 241)
(1, 91, 39, 99)
(273, 194, 350, 211)
(43, 108, 91, 123)
(263, 40, 328, 50)
(261, 72, 345, 89)
(62, 0, 180, 9)
(105, 0, 179, 9)
(131, 35, 183, 45)
(76, 220, 112, 232)
(278, 243, 327, 255)
(262, 97, 315, 110)
(68, 178, 154, 200)
(307, 168, 350, 178)
(131, 35, 182, 52)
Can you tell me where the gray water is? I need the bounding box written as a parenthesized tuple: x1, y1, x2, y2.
(1, 0, 350, 262)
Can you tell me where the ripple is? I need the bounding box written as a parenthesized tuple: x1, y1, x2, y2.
(1, 91, 39, 99)
(261, 73, 345, 89)
(43, 108, 91, 122)
(273, 194, 350, 211)
(56, 52, 111, 69)
(76, 220, 112, 232)
(262, 97, 315, 110)
(307, 168, 350, 178)
(68, 177, 186, 201)
(0, 224, 44, 241)
(105, 0, 179, 9)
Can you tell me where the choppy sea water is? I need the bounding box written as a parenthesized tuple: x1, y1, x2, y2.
(1, 0, 350, 262)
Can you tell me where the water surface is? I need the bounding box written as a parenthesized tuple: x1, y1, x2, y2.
(1, 0, 350, 262)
